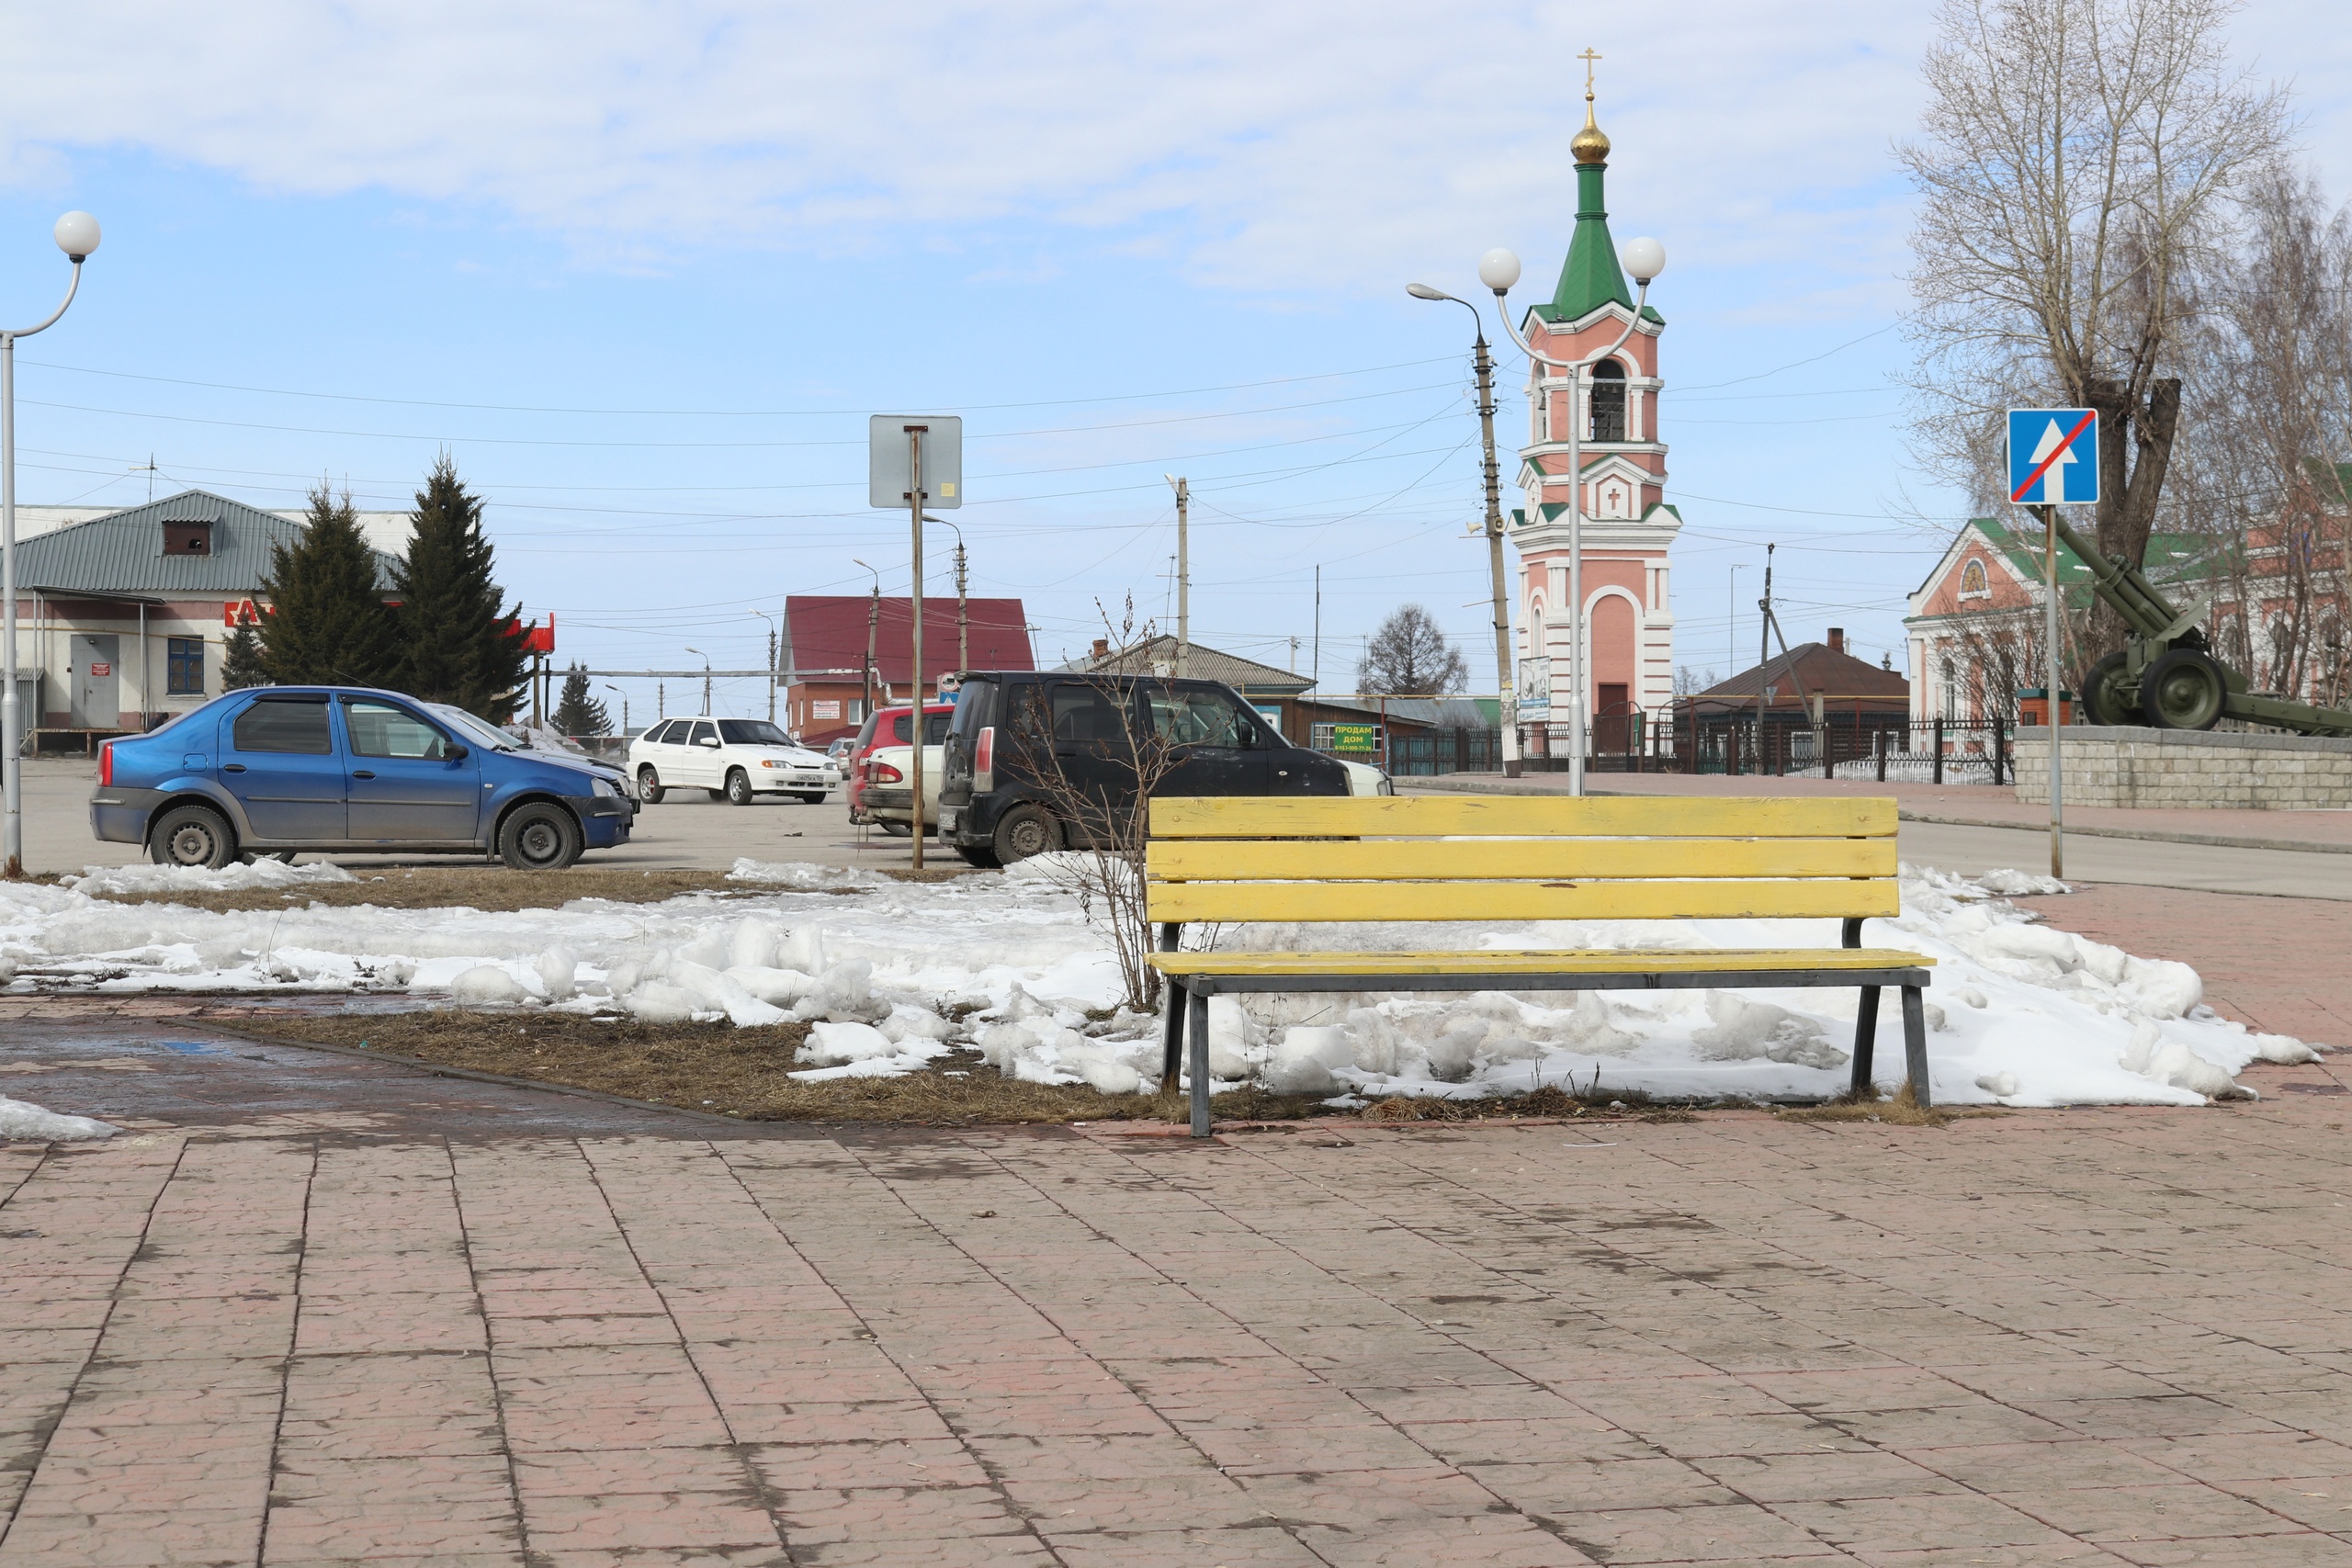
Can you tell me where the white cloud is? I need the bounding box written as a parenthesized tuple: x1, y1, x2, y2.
(3, 0, 2340, 305)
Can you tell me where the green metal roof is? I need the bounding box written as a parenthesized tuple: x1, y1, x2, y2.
(17, 489, 401, 599)
(1908, 517, 2226, 622)
(1509, 500, 1682, 528)
(1530, 162, 1664, 329)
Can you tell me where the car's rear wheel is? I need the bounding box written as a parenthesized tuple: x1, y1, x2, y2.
(637, 765, 665, 804)
(240, 850, 297, 865)
(877, 818, 913, 837)
(990, 803, 1060, 863)
(724, 768, 753, 806)
(149, 804, 235, 870)
(498, 802, 582, 871)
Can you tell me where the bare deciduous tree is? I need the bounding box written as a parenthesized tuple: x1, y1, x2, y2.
(1356, 604, 1468, 694)
(1901, 0, 2289, 659)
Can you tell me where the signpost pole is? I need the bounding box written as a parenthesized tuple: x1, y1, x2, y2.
(907, 425, 926, 874)
(2043, 502, 2063, 879)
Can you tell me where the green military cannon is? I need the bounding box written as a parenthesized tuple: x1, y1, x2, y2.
(2054, 512, 2352, 737)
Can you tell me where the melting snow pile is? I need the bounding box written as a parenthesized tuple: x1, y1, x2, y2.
(0, 852, 2321, 1109)
(0, 1096, 117, 1142)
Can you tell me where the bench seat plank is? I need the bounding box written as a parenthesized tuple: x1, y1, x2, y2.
(1149, 837, 1896, 883)
(1149, 946, 1934, 977)
(1150, 795, 1896, 840)
(1148, 878, 1902, 925)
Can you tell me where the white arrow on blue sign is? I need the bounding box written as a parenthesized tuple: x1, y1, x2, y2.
(2007, 408, 2100, 505)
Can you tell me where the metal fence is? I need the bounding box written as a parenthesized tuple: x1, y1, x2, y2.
(1518, 717, 2018, 784)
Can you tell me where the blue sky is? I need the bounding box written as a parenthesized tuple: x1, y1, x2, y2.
(3, 0, 2346, 719)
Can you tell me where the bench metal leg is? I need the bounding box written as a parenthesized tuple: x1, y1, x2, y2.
(1187, 987, 1213, 1138)
(1849, 986, 1881, 1100)
(1160, 977, 1187, 1086)
(1899, 985, 1931, 1108)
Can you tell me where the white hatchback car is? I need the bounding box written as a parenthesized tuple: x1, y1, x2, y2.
(628, 716, 842, 805)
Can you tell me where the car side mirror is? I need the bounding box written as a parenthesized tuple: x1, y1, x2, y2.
(445, 745, 469, 761)
(699, 737, 720, 748)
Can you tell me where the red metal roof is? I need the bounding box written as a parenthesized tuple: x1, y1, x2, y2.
(783, 595, 1034, 686)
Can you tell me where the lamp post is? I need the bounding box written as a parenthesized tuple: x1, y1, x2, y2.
(684, 647, 711, 716)
(1406, 283, 1519, 777)
(603, 683, 628, 738)
(4, 211, 100, 879)
(1480, 234, 1665, 796)
(750, 609, 778, 723)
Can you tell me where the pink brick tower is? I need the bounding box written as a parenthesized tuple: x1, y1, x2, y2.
(1510, 75, 1680, 747)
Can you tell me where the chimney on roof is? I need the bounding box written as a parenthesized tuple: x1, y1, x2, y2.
(1826, 627, 1845, 654)
(1091, 637, 1109, 660)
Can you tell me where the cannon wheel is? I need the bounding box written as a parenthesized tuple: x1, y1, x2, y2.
(2081, 652, 2143, 726)
(2141, 648, 2227, 731)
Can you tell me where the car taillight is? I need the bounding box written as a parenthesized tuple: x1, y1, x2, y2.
(872, 761, 905, 784)
(98, 742, 113, 787)
(975, 726, 994, 775)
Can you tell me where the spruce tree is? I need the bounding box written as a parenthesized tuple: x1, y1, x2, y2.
(394, 456, 529, 721)
(221, 619, 269, 689)
(256, 485, 401, 686)
(551, 664, 610, 736)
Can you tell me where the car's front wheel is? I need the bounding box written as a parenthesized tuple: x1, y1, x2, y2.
(724, 768, 753, 806)
(498, 802, 583, 871)
(794, 791, 827, 805)
(637, 765, 665, 804)
(149, 804, 235, 870)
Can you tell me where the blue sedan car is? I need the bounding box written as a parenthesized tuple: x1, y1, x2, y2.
(90, 686, 635, 871)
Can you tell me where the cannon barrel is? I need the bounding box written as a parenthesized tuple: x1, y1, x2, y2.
(2046, 512, 2177, 637)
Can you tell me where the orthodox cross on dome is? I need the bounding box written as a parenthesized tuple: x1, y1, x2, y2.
(1578, 47, 1600, 100)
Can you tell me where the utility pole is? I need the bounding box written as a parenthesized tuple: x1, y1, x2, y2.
(956, 535, 969, 675)
(1469, 328, 1521, 776)
(1312, 566, 1321, 692)
(1753, 544, 1774, 773)
(1167, 476, 1189, 676)
(863, 579, 879, 722)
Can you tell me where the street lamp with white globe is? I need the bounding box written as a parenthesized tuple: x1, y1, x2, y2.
(1478, 232, 1664, 796)
(4, 212, 101, 877)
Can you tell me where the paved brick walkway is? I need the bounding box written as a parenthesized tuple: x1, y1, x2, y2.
(7, 1065, 2352, 1566)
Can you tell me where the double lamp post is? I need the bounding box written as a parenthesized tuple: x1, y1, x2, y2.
(1408, 233, 1663, 795)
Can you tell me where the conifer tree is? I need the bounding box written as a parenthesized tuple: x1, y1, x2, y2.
(255, 485, 401, 686)
(221, 618, 269, 689)
(551, 664, 610, 736)
(394, 456, 529, 720)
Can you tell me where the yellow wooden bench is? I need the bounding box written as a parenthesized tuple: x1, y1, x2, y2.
(1145, 795, 1935, 1135)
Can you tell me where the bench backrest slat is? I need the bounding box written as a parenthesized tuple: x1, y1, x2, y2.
(1149, 837, 1895, 884)
(1142, 795, 1899, 926)
(1149, 795, 1894, 840)
(1148, 878, 1901, 925)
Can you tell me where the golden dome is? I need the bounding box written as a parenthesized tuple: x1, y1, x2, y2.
(1571, 101, 1611, 165)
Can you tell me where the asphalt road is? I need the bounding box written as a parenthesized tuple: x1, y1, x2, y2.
(19, 757, 2348, 895)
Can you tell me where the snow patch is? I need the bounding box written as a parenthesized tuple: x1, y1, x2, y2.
(0, 1095, 117, 1142)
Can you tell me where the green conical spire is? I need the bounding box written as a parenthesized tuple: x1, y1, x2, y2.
(1541, 160, 1633, 321)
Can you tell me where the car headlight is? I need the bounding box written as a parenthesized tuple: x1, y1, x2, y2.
(593, 777, 621, 797)
(762, 759, 784, 768)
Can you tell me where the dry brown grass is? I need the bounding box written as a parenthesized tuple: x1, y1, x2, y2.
(1358, 1086, 1697, 1124)
(217, 1008, 1333, 1126)
(1777, 1083, 2011, 1128)
(76, 866, 779, 915)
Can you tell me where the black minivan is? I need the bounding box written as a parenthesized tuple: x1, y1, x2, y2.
(937, 671, 1382, 866)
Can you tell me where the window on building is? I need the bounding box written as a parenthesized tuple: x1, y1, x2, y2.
(1589, 359, 1627, 443)
(1960, 558, 1989, 599)
(165, 637, 205, 696)
(1939, 659, 1959, 720)
(162, 521, 213, 556)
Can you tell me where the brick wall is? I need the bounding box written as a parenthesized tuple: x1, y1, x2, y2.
(2012, 725, 2352, 808)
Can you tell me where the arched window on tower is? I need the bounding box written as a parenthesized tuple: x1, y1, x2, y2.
(1589, 359, 1627, 443)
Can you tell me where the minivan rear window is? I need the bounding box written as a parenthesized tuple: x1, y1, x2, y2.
(232, 697, 333, 755)
(949, 679, 997, 736)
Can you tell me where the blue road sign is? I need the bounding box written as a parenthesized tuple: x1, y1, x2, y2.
(2007, 409, 2099, 505)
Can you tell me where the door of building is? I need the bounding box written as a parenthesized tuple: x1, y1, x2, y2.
(71, 635, 119, 729)
(1594, 683, 1633, 754)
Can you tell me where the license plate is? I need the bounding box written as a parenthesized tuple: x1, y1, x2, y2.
(940, 808, 960, 833)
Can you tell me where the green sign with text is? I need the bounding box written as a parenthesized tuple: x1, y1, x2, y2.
(1330, 723, 1380, 751)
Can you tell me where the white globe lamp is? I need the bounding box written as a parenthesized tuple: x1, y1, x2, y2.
(52, 211, 101, 262)
(1621, 235, 1666, 283)
(1477, 247, 1521, 294)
